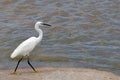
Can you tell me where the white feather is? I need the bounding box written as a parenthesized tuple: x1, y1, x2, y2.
(10, 21, 43, 59)
(11, 37, 38, 58)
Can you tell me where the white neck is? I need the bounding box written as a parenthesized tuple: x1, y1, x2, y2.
(35, 23, 43, 42)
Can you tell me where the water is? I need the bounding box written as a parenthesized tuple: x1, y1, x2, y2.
(0, 0, 120, 75)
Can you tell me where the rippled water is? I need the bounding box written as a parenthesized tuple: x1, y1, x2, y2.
(0, 0, 120, 75)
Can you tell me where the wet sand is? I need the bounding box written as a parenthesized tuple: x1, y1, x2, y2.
(0, 68, 120, 80)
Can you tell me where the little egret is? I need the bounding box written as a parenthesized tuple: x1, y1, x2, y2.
(10, 21, 51, 73)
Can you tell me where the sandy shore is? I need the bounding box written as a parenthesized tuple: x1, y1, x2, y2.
(0, 68, 120, 80)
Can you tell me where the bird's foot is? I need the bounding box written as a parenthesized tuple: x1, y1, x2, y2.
(33, 69, 43, 73)
(33, 70, 39, 73)
(10, 72, 22, 75)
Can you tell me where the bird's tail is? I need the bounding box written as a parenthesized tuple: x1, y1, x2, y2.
(10, 52, 17, 59)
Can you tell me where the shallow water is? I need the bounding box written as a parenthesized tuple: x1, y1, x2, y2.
(0, 0, 120, 75)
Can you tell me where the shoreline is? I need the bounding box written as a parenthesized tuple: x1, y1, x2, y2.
(0, 68, 120, 80)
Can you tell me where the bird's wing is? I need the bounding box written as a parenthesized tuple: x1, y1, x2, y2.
(11, 37, 37, 58)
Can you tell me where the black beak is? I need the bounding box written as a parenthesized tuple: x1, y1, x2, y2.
(42, 23, 51, 26)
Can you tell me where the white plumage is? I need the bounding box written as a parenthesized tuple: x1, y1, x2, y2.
(11, 37, 38, 58)
(10, 21, 51, 73)
(11, 21, 43, 59)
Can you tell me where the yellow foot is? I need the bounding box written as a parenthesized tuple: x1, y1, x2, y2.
(32, 70, 39, 73)
(10, 72, 22, 75)
(33, 70, 43, 73)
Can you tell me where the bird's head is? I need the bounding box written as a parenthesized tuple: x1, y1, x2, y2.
(36, 21, 51, 27)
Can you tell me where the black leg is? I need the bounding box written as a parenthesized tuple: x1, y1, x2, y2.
(27, 58, 36, 72)
(14, 57, 23, 73)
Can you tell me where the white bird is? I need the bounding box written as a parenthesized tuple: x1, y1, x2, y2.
(11, 21, 51, 73)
